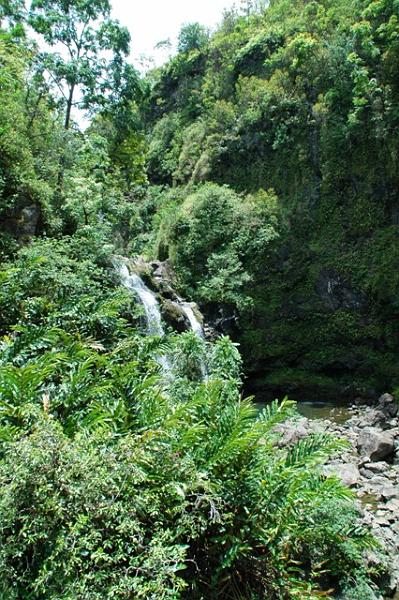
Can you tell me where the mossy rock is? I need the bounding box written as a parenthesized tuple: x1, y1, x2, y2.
(161, 299, 190, 333)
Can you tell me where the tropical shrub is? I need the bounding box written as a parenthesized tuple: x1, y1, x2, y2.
(156, 183, 280, 311)
(0, 388, 379, 599)
(0, 234, 382, 599)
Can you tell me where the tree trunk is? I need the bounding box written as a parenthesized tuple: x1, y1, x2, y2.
(56, 82, 76, 197)
(64, 83, 75, 130)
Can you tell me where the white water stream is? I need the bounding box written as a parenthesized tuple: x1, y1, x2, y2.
(179, 302, 204, 339)
(117, 259, 207, 379)
(178, 300, 208, 379)
(119, 264, 165, 336)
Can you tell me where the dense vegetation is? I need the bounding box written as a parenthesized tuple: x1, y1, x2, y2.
(0, 236, 384, 599)
(140, 0, 399, 400)
(0, 0, 397, 597)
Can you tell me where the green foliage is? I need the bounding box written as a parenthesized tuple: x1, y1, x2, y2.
(29, 0, 135, 129)
(0, 383, 377, 599)
(147, 113, 182, 184)
(0, 233, 127, 337)
(0, 1, 394, 597)
(0, 36, 56, 244)
(143, 0, 399, 398)
(156, 183, 280, 311)
(60, 131, 144, 233)
(177, 22, 209, 54)
(0, 420, 192, 599)
(0, 235, 381, 599)
(0, 0, 25, 33)
(0, 31, 146, 246)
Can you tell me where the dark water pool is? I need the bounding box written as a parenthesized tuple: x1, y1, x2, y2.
(296, 400, 353, 424)
(256, 398, 354, 425)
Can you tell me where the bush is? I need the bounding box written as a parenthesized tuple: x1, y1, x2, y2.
(0, 394, 377, 599)
(156, 183, 280, 311)
(0, 232, 381, 598)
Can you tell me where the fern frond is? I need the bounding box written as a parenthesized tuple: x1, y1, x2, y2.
(285, 434, 348, 468)
(257, 397, 297, 430)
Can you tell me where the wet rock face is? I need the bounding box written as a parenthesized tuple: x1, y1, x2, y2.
(274, 394, 399, 599)
(201, 302, 239, 339)
(2, 203, 41, 239)
(160, 298, 190, 333)
(151, 260, 178, 298)
(316, 269, 367, 311)
(19, 205, 40, 236)
(128, 258, 212, 337)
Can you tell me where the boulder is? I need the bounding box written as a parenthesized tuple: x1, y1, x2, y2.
(275, 418, 310, 447)
(365, 411, 386, 428)
(160, 299, 190, 333)
(357, 429, 395, 461)
(365, 461, 389, 474)
(359, 467, 375, 479)
(379, 485, 398, 501)
(324, 463, 360, 487)
(152, 260, 177, 295)
(351, 409, 387, 429)
(385, 498, 399, 512)
(377, 393, 398, 418)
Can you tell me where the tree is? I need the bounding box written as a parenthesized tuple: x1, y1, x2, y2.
(239, 0, 268, 16)
(0, 0, 25, 31)
(177, 22, 209, 54)
(0, 36, 56, 244)
(29, 0, 133, 129)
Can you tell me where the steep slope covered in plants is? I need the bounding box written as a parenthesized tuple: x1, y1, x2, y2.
(0, 2, 396, 598)
(0, 234, 386, 600)
(143, 0, 399, 400)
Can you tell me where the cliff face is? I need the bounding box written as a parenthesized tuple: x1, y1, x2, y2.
(144, 0, 399, 399)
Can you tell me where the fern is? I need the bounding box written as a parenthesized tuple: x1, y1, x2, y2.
(285, 434, 348, 468)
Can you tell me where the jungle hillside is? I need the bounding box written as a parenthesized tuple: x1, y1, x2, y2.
(0, 0, 398, 598)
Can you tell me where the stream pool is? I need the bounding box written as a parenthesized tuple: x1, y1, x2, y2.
(296, 400, 354, 424)
(256, 398, 354, 425)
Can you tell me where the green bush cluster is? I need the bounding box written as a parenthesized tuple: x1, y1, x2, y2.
(0, 235, 384, 599)
(155, 183, 280, 311)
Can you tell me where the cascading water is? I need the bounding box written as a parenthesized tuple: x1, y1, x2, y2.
(116, 258, 207, 379)
(117, 262, 172, 372)
(179, 302, 205, 339)
(119, 264, 164, 336)
(178, 300, 208, 379)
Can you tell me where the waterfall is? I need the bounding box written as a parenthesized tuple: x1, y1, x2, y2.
(117, 262, 172, 373)
(116, 258, 207, 379)
(178, 300, 208, 380)
(179, 302, 205, 339)
(118, 264, 164, 336)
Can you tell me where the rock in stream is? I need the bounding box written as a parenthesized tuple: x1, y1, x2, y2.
(274, 393, 399, 599)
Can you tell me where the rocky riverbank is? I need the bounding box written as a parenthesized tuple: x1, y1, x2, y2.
(275, 393, 399, 599)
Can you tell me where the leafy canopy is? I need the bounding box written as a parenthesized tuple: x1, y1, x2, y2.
(177, 22, 209, 54)
(29, 0, 137, 128)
